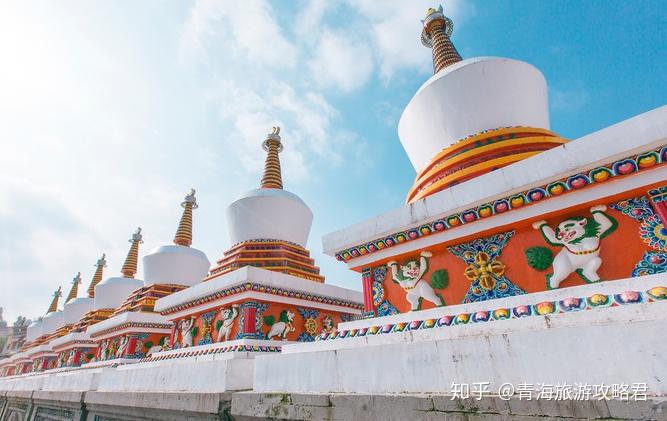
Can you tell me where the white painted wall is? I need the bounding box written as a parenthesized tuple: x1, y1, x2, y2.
(398, 57, 550, 172)
(252, 274, 667, 394)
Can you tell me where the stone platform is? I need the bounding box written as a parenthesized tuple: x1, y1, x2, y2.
(252, 275, 667, 395)
(0, 390, 665, 420)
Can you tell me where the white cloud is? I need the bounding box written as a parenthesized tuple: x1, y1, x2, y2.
(349, 0, 470, 80)
(307, 30, 374, 92)
(0, 1, 474, 323)
(182, 0, 297, 68)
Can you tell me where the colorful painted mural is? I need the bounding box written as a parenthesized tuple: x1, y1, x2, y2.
(171, 300, 352, 346)
(362, 190, 667, 313)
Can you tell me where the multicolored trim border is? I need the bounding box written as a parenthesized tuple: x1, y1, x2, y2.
(159, 282, 364, 315)
(316, 286, 667, 341)
(137, 344, 282, 363)
(88, 322, 172, 338)
(335, 145, 667, 262)
(51, 340, 97, 352)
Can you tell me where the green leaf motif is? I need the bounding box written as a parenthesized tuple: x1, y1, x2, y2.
(430, 269, 449, 289)
(263, 315, 275, 326)
(525, 246, 554, 271)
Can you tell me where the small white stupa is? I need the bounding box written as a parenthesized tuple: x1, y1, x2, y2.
(61, 272, 93, 327)
(143, 189, 210, 286)
(93, 228, 144, 310)
(226, 127, 313, 248)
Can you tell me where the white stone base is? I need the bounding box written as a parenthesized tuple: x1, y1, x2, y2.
(252, 274, 667, 395)
(0, 339, 287, 394)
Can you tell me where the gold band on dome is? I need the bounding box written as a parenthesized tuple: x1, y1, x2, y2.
(406, 127, 568, 203)
(174, 189, 198, 247)
(47, 287, 62, 314)
(121, 228, 143, 278)
(260, 127, 284, 189)
(65, 272, 82, 304)
(87, 253, 106, 298)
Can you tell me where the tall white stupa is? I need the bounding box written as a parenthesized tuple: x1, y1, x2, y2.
(400, 6, 567, 203)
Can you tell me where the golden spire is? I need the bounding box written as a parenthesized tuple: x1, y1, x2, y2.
(87, 253, 107, 298)
(65, 272, 82, 304)
(260, 126, 284, 189)
(421, 5, 462, 73)
(174, 189, 198, 247)
(120, 228, 143, 278)
(47, 287, 62, 314)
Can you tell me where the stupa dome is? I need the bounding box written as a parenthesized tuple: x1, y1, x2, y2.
(25, 319, 43, 342)
(207, 127, 323, 283)
(399, 7, 566, 203)
(61, 272, 93, 325)
(227, 188, 313, 248)
(399, 57, 550, 171)
(41, 310, 65, 335)
(226, 127, 313, 248)
(94, 228, 144, 309)
(142, 189, 211, 287)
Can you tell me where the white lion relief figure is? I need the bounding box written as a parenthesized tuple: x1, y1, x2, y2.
(265, 310, 295, 340)
(532, 205, 617, 289)
(321, 315, 335, 334)
(115, 336, 129, 358)
(97, 340, 109, 361)
(65, 350, 76, 366)
(180, 317, 195, 348)
(387, 251, 443, 311)
(216, 304, 239, 342)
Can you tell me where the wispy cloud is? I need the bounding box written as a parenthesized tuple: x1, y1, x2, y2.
(0, 0, 472, 322)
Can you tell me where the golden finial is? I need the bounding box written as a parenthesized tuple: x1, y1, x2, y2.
(421, 5, 461, 73)
(87, 253, 107, 298)
(174, 189, 198, 247)
(65, 272, 82, 304)
(47, 287, 62, 314)
(260, 126, 284, 189)
(121, 228, 143, 278)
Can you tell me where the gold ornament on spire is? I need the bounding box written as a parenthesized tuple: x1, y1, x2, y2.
(121, 228, 143, 278)
(174, 189, 198, 247)
(65, 272, 82, 304)
(87, 253, 107, 298)
(421, 5, 462, 73)
(47, 287, 62, 314)
(260, 126, 284, 189)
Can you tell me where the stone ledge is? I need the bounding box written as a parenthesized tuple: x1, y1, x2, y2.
(32, 390, 83, 404)
(231, 392, 667, 421)
(84, 391, 231, 414)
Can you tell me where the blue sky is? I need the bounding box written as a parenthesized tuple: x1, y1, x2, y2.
(0, 1, 665, 323)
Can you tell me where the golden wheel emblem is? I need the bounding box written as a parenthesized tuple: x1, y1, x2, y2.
(304, 317, 318, 335)
(464, 252, 505, 290)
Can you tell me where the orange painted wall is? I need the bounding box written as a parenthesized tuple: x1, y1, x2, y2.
(372, 198, 654, 314)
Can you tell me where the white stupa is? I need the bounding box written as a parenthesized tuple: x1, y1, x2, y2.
(93, 228, 144, 310)
(226, 127, 314, 248)
(38, 287, 64, 336)
(142, 189, 210, 287)
(59, 272, 94, 327)
(398, 6, 566, 204)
